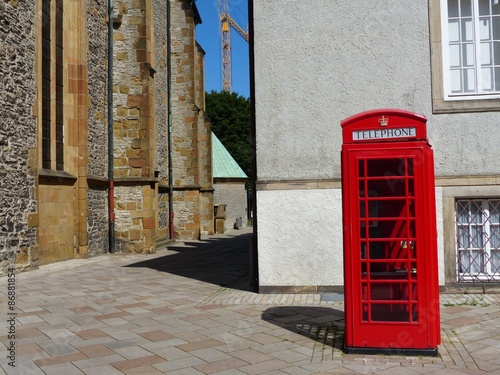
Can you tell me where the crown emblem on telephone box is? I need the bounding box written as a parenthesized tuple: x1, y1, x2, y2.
(378, 116, 389, 126)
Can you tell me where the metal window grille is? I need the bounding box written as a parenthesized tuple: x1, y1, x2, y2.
(456, 199, 500, 282)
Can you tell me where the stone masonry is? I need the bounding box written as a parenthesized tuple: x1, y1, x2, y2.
(113, 0, 158, 253)
(86, 0, 111, 256)
(153, 0, 170, 240)
(0, 0, 213, 275)
(0, 0, 38, 275)
(171, 0, 214, 240)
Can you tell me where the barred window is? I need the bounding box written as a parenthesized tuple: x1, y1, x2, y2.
(456, 199, 500, 281)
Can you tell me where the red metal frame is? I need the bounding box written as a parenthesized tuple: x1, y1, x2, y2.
(341, 110, 440, 355)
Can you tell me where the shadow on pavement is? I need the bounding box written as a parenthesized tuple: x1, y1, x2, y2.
(262, 306, 345, 351)
(125, 232, 253, 291)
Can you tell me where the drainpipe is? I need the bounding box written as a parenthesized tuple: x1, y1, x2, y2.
(108, 0, 115, 252)
(167, 0, 175, 239)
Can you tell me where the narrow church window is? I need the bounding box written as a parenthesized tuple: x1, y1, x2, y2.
(41, 0, 64, 170)
(55, 0, 64, 170)
(42, 0, 51, 169)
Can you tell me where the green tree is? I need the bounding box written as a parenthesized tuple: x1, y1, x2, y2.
(205, 90, 251, 177)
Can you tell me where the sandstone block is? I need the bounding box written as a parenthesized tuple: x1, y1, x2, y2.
(142, 217, 154, 229)
(127, 94, 143, 107)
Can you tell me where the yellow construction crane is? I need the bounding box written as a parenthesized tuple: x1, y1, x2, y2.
(218, 0, 249, 92)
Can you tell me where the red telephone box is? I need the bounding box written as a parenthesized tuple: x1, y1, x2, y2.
(341, 109, 440, 356)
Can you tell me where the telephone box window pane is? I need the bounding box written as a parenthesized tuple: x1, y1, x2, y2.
(361, 283, 368, 299)
(407, 158, 414, 176)
(362, 304, 368, 321)
(367, 242, 385, 259)
(367, 158, 406, 177)
(369, 261, 413, 274)
(371, 304, 409, 322)
(367, 179, 413, 198)
(367, 159, 407, 177)
(408, 179, 415, 197)
(411, 283, 418, 301)
(412, 305, 419, 322)
(359, 200, 378, 222)
(362, 220, 415, 239)
(358, 159, 365, 177)
(368, 200, 415, 218)
(361, 261, 367, 277)
(369, 283, 410, 301)
(410, 262, 418, 276)
(358, 187, 379, 200)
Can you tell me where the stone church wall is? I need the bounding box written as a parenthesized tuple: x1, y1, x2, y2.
(0, 1, 38, 274)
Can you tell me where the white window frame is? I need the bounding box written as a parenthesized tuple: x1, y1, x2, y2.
(441, 0, 500, 100)
(429, 0, 500, 112)
(456, 199, 500, 282)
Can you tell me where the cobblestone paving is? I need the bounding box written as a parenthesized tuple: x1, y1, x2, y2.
(1, 228, 500, 374)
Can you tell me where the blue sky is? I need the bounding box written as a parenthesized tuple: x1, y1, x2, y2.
(195, 0, 250, 98)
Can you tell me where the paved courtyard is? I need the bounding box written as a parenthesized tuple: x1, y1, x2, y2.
(1, 227, 500, 374)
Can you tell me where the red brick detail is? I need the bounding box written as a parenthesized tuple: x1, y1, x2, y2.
(129, 158, 147, 168)
(142, 217, 154, 229)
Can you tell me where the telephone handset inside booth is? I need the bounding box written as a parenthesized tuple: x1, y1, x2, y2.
(341, 109, 440, 356)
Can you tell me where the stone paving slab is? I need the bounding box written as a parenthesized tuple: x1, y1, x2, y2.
(1, 227, 500, 374)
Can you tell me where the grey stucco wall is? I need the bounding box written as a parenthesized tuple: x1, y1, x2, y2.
(254, 0, 500, 181)
(214, 181, 248, 230)
(0, 1, 37, 275)
(253, 0, 500, 289)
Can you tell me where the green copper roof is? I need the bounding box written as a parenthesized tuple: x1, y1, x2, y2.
(212, 132, 248, 179)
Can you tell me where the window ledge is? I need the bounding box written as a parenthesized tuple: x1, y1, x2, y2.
(433, 97, 500, 114)
(38, 169, 77, 185)
(88, 175, 109, 189)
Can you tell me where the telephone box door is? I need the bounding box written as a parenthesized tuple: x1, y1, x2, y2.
(341, 110, 440, 355)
